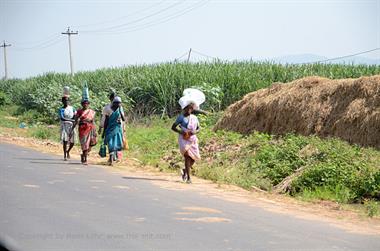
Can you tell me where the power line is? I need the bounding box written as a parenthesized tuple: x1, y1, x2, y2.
(303, 48, 380, 64)
(13, 39, 65, 52)
(110, 0, 209, 35)
(13, 35, 63, 51)
(31, 38, 65, 50)
(72, 0, 167, 29)
(7, 1, 183, 49)
(174, 48, 219, 62)
(7, 1, 209, 54)
(82, 0, 209, 36)
(188, 48, 380, 64)
(13, 32, 60, 47)
(192, 49, 219, 60)
(81, 0, 185, 33)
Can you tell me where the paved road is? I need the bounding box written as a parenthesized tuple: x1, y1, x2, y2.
(0, 143, 379, 251)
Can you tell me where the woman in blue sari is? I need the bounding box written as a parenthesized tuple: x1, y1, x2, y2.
(104, 96, 125, 165)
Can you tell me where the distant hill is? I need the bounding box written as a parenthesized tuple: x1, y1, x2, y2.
(268, 53, 380, 65)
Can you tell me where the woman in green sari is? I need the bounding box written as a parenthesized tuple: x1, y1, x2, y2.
(104, 96, 125, 165)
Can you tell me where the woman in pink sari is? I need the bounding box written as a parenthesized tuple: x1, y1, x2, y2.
(171, 103, 200, 183)
(70, 99, 97, 165)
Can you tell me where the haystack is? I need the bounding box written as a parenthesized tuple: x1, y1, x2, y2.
(214, 75, 380, 148)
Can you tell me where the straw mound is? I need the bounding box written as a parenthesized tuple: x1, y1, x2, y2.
(214, 75, 380, 148)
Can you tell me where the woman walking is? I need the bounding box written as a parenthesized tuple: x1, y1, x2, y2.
(104, 96, 125, 165)
(171, 102, 201, 183)
(172, 89, 205, 183)
(70, 84, 97, 165)
(71, 100, 97, 165)
(59, 96, 76, 161)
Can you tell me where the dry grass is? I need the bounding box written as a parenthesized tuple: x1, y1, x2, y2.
(215, 75, 380, 148)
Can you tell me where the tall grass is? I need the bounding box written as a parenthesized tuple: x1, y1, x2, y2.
(1, 61, 379, 122)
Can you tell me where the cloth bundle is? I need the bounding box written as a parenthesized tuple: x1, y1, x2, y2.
(63, 86, 70, 98)
(178, 88, 205, 110)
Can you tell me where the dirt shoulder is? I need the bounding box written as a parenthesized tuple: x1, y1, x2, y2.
(1, 129, 379, 236)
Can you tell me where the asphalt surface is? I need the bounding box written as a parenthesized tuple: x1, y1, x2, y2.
(0, 143, 379, 251)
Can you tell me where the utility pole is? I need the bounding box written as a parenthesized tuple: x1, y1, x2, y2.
(0, 41, 11, 80)
(187, 48, 192, 63)
(61, 27, 78, 76)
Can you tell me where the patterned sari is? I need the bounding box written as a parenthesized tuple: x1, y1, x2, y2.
(77, 109, 96, 151)
(105, 108, 123, 154)
(178, 114, 200, 161)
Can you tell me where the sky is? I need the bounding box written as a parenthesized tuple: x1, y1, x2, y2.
(0, 0, 379, 78)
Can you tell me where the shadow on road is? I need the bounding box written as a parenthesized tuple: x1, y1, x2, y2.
(15, 157, 58, 161)
(122, 176, 169, 182)
(29, 161, 82, 165)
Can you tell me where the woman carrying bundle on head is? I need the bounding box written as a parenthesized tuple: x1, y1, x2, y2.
(171, 89, 205, 183)
(104, 96, 126, 166)
(59, 90, 76, 161)
(70, 84, 97, 165)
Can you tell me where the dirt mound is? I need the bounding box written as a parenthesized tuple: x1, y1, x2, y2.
(214, 75, 380, 148)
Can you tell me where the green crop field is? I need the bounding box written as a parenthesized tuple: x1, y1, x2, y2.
(1, 61, 379, 123)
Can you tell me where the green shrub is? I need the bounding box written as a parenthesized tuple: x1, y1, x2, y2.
(18, 109, 46, 124)
(31, 127, 56, 140)
(0, 91, 10, 106)
(299, 185, 355, 204)
(253, 134, 308, 185)
(364, 200, 380, 218)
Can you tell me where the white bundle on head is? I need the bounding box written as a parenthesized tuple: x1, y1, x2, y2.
(63, 86, 70, 98)
(113, 96, 122, 103)
(178, 88, 205, 110)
